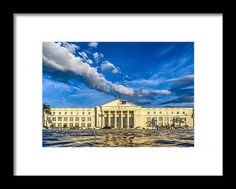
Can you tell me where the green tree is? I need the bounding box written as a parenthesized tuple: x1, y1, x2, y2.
(173, 117, 186, 127)
(146, 118, 158, 130)
(43, 103, 51, 128)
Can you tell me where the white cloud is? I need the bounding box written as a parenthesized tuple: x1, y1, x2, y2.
(93, 52, 104, 63)
(93, 52, 99, 62)
(88, 42, 98, 48)
(78, 52, 93, 64)
(43, 42, 110, 92)
(43, 42, 171, 99)
(101, 61, 119, 74)
(127, 78, 162, 86)
(150, 90, 171, 95)
(135, 89, 171, 97)
(87, 59, 93, 64)
(79, 52, 88, 60)
(61, 43, 79, 54)
(112, 84, 135, 96)
(168, 75, 194, 82)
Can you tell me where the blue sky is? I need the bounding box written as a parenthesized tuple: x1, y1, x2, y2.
(43, 42, 194, 108)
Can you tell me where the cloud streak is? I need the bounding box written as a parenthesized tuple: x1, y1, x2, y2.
(43, 42, 171, 101)
(168, 75, 194, 91)
(159, 96, 194, 105)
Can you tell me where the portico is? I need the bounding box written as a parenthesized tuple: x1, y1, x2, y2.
(96, 99, 139, 129)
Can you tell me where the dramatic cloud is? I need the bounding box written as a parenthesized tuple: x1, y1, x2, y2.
(134, 89, 171, 98)
(88, 42, 98, 48)
(173, 88, 194, 96)
(101, 61, 119, 74)
(112, 84, 135, 96)
(159, 96, 194, 105)
(43, 42, 171, 101)
(61, 43, 79, 53)
(167, 74, 194, 98)
(168, 75, 194, 90)
(43, 42, 110, 92)
(111, 86, 171, 99)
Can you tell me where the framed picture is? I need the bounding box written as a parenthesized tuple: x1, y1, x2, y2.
(14, 14, 223, 176)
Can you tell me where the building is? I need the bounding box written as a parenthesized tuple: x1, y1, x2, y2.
(46, 99, 194, 129)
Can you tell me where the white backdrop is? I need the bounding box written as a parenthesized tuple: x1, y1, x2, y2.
(15, 14, 223, 175)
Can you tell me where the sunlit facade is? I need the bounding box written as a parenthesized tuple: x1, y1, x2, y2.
(46, 99, 194, 129)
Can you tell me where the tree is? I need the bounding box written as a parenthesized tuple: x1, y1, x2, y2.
(63, 124, 67, 129)
(146, 118, 158, 130)
(43, 103, 51, 128)
(173, 117, 186, 127)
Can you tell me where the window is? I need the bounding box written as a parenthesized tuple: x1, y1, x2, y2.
(69, 123, 73, 127)
(158, 117, 163, 121)
(147, 117, 151, 121)
(88, 112, 90, 114)
(154, 112, 156, 114)
(81, 123, 85, 127)
(64, 117, 68, 121)
(58, 117, 62, 121)
(183, 111, 185, 114)
(58, 123, 62, 127)
(71, 112, 73, 115)
(147, 112, 150, 114)
(159, 112, 162, 114)
(75, 117, 79, 121)
(59, 112, 61, 115)
(75, 123, 79, 126)
(82, 112, 85, 115)
(87, 117, 91, 121)
(177, 112, 179, 114)
(53, 112, 55, 115)
(52, 117, 56, 121)
(171, 111, 174, 114)
(65, 112, 67, 115)
(69, 117, 73, 121)
(87, 123, 91, 127)
(81, 117, 85, 121)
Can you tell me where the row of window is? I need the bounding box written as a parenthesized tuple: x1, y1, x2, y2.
(53, 123, 92, 127)
(147, 117, 187, 121)
(52, 111, 186, 115)
(53, 112, 91, 115)
(147, 117, 162, 121)
(51, 117, 92, 121)
(147, 111, 185, 115)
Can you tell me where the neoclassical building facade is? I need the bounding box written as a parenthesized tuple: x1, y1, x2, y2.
(47, 99, 194, 129)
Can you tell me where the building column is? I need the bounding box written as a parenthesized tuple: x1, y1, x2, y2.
(101, 111, 104, 128)
(133, 111, 135, 128)
(108, 112, 110, 126)
(121, 111, 123, 128)
(127, 111, 129, 128)
(114, 111, 117, 128)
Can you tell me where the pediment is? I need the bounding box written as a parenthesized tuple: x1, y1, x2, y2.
(100, 99, 138, 107)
